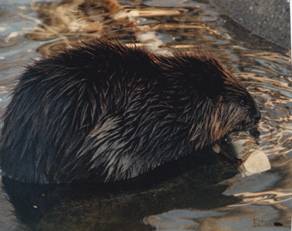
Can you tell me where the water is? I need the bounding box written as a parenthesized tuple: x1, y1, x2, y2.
(0, 0, 291, 230)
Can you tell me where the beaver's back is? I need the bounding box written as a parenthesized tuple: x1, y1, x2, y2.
(0, 42, 193, 184)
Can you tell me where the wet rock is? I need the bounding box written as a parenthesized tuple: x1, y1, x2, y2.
(209, 0, 290, 49)
(226, 132, 271, 177)
(240, 150, 271, 177)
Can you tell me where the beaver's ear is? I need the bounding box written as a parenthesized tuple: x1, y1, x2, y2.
(187, 71, 225, 99)
(175, 55, 226, 99)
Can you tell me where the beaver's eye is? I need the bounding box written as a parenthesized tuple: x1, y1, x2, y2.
(239, 98, 246, 106)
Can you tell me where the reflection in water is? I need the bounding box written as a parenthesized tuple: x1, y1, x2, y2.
(1, 153, 237, 231)
(0, 0, 291, 230)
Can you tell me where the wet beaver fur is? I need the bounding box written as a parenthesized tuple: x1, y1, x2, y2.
(0, 41, 261, 184)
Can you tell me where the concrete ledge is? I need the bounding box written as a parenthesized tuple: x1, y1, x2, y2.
(209, 0, 290, 49)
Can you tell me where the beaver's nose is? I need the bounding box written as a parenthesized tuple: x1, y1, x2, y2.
(253, 110, 261, 123)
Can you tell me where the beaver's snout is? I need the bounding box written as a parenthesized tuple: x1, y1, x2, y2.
(231, 106, 261, 135)
(248, 108, 261, 140)
(246, 108, 261, 130)
(245, 101, 261, 129)
(252, 109, 261, 124)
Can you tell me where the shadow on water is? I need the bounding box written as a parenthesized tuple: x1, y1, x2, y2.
(2, 151, 238, 231)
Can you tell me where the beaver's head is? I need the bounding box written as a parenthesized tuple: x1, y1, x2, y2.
(160, 53, 261, 150)
(207, 76, 261, 144)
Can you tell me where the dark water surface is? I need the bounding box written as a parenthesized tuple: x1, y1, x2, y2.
(0, 0, 291, 230)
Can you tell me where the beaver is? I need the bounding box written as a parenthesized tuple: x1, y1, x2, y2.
(0, 41, 261, 184)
